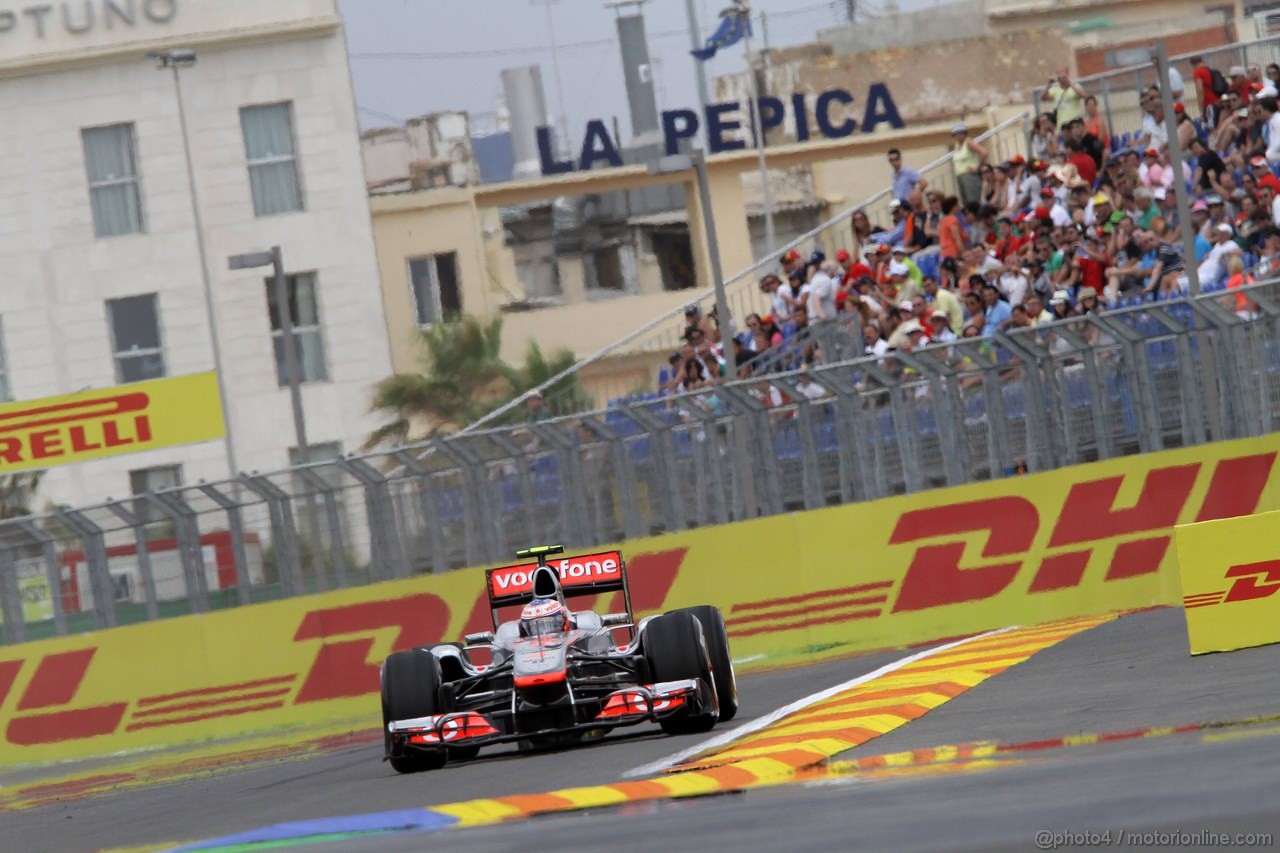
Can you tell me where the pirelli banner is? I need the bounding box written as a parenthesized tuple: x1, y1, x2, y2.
(2, 433, 1279, 765)
(0, 373, 224, 473)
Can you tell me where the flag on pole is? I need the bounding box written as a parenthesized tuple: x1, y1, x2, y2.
(691, 10, 751, 61)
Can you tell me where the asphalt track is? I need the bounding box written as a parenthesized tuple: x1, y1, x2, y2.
(7, 608, 1280, 852)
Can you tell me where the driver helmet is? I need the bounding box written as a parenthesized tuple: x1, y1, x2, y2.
(519, 598, 568, 638)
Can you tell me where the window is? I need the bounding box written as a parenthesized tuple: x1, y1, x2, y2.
(240, 102, 304, 216)
(265, 272, 328, 385)
(129, 465, 183, 526)
(82, 123, 144, 237)
(107, 294, 165, 383)
(0, 316, 10, 402)
(407, 253, 462, 325)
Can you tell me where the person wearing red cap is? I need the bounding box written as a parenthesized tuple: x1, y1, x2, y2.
(1250, 155, 1280, 194)
(836, 249, 873, 288)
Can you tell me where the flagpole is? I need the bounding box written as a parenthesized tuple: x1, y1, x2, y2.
(683, 0, 712, 150)
(740, 3, 775, 257)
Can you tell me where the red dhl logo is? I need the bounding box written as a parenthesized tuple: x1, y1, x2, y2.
(0, 393, 153, 466)
(1184, 560, 1280, 609)
(887, 453, 1276, 612)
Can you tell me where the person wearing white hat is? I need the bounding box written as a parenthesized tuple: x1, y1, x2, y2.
(950, 122, 986, 207)
(1196, 221, 1241, 288)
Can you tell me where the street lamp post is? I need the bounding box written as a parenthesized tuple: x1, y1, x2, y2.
(650, 152, 731, 350)
(149, 48, 239, 480)
(228, 246, 326, 588)
(227, 247, 311, 466)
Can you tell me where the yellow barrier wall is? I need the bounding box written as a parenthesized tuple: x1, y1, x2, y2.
(3, 434, 1278, 765)
(1175, 509, 1280, 654)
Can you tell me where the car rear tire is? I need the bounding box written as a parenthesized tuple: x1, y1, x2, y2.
(644, 611, 717, 734)
(667, 605, 738, 723)
(381, 649, 447, 773)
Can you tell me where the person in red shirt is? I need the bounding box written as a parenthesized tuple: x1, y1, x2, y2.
(1064, 137, 1097, 186)
(1074, 234, 1110, 294)
(836, 248, 873, 286)
(1229, 65, 1254, 105)
(1189, 56, 1220, 125)
(990, 216, 1026, 260)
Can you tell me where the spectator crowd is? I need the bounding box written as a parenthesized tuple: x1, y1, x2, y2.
(658, 56, 1280, 397)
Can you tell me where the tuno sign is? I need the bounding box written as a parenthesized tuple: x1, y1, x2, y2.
(0, 0, 177, 39)
(538, 84, 905, 176)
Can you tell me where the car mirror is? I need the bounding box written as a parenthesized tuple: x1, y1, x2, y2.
(464, 631, 495, 646)
(600, 613, 630, 627)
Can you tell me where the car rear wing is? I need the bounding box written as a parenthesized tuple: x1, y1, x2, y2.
(485, 547, 633, 629)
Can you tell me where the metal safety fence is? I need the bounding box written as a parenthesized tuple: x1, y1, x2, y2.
(4, 277, 1280, 645)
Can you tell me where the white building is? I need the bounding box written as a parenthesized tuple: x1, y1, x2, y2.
(0, 0, 393, 507)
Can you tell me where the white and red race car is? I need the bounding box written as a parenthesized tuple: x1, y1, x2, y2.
(380, 545, 737, 773)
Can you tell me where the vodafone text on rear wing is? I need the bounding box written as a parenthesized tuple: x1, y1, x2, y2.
(485, 550, 633, 626)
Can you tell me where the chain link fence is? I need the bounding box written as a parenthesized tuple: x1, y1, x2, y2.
(3, 278, 1279, 645)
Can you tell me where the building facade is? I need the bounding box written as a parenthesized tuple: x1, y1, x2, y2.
(0, 0, 393, 508)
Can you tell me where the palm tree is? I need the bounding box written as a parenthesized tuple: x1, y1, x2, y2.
(0, 470, 42, 520)
(365, 316, 581, 448)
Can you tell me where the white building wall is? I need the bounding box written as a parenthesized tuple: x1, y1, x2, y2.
(0, 0, 393, 508)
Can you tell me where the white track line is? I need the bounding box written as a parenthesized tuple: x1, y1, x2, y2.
(623, 625, 1018, 779)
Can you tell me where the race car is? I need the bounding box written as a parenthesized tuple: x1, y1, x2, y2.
(380, 544, 737, 773)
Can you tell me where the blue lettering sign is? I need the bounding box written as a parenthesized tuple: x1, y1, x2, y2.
(540, 87, 905, 175)
(578, 119, 622, 170)
(705, 103, 745, 154)
(537, 126, 574, 175)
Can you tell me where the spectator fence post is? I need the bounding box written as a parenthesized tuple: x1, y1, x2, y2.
(239, 475, 304, 597)
(968, 346, 1016, 475)
(766, 374, 826, 511)
(578, 415, 643, 541)
(391, 450, 448, 575)
(13, 519, 68, 636)
(528, 421, 595, 550)
(483, 432, 537, 560)
(1002, 330, 1064, 472)
(865, 356, 925, 493)
(53, 509, 117, 629)
(667, 394, 730, 525)
(338, 457, 409, 580)
(1100, 78, 1115, 145)
(621, 403, 687, 533)
(292, 467, 348, 589)
(894, 350, 968, 487)
(193, 482, 256, 603)
(805, 367, 873, 504)
(101, 500, 164, 619)
(146, 491, 210, 613)
(711, 384, 757, 517)
(0, 544, 25, 645)
(1184, 299, 1250, 441)
(715, 385, 783, 518)
(435, 439, 487, 568)
(1086, 314, 1163, 455)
